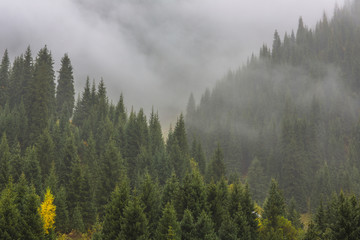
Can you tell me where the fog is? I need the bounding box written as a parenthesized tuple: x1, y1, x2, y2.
(0, 0, 344, 126)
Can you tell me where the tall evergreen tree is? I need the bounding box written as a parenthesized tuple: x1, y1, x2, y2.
(120, 193, 149, 240)
(101, 175, 130, 240)
(9, 55, 24, 108)
(56, 54, 75, 118)
(0, 49, 10, 106)
(263, 179, 286, 228)
(23, 146, 42, 194)
(27, 46, 55, 143)
(156, 202, 180, 240)
(0, 134, 11, 190)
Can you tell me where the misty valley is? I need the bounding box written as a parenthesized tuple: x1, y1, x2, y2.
(2, 1, 360, 240)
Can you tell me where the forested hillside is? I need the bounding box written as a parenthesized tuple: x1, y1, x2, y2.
(186, 0, 360, 211)
(1, 1, 360, 240)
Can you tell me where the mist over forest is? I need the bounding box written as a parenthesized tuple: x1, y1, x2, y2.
(0, 0, 343, 126)
(2, 0, 360, 239)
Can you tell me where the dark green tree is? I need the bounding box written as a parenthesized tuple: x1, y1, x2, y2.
(0, 49, 10, 106)
(193, 211, 217, 240)
(9, 142, 23, 182)
(27, 46, 55, 143)
(180, 209, 196, 240)
(36, 128, 55, 182)
(207, 144, 226, 182)
(0, 181, 22, 240)
(23, 146, 42, 193)
(0, 134, 10, 189)
(54, 186, 69, 233)
(262, 179, 286, 228)
(101, 175, 130, 240)
(56, 54, 75, 118)
(156, 202, 180, 240)
(247, 157, 268, 204)
(139, 173, 161, 238)
(120, 193, 149, 240)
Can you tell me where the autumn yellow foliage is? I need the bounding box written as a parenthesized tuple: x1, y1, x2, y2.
(39, 188, 56, 234)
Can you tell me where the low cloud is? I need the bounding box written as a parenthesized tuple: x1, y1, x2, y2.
(0, 0, 344, 126)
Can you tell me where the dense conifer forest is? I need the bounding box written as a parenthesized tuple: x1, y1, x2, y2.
(1, 1, 360, 239)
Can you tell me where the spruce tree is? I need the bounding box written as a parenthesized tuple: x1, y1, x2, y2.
(22, 185, 45, 239)
(247, 157, 268, 204)
(120, 193, 149, 240)
(9, 142, 23, 182)
(156, 202, 180, 240)
(0, 134, 10, 190)
(101, 174, 130, 239)
(27, 46, 55, 143)
(0, 181, 22, 239)
(36, 128, 55, 182)
(23, 146, 42, 194)
(54, 186, 69, 233)
(193, 211, 217, 240)
(56, 54, 75, 118)
(139, 173, 161, 238)
(72, 204, 85, 233)
(262, 179, 286, 228)
(9, 55, 25, 108)
(0, 49, 10, 106)
(180, 209, 195, 240)
(207, 144, 226, 182)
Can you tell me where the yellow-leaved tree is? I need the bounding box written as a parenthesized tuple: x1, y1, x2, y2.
(39, 188, 56, 234)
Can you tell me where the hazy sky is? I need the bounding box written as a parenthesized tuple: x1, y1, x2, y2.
(0, 0, 345, 126)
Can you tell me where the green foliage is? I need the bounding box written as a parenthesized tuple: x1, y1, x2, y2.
(27, 46, 55, 143)
(56, 54, 75, 118)
(0, 134, 10, 189)
(120, 193, 149, 240)
(180, 209, 195, 240)
(207, 144, 226, 183)
(263, 179, 286, 228)
(101, 175, 130, 240)
(156, 202, 180, 240)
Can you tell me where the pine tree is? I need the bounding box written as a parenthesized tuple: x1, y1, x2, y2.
(287, 198, 303, 229)
(272, 30, 282, 64)
(95, 137, 123, 213)
(56, 54, 75, 118)
(0, 49, 10, 106)
(72, 204, 85, 233)
(207, 144, 226, 182)
(262, 179, 286, 228)
(9, 55, 25, 108)
(181, 168, 207, 221)
(58, 132, 77, 188)
(247, 157, 268, 204)
(79, 169, 95, 230)
(23, 46, 34, 117)
(101, 174, 130, 239)
(54, 186, 69, 233)
(9, 142, 23, 182)
(21, 185, 45, 239)
(114, 93, 127, 125)
(0, 181, 22, 239)
(156, 202, 180, 240)
(140, 173, 161, 238)
(193, 211, 217, 240)
(36, 128, 55, 182)
(27, 46, 55, 143)
(0, 134, 10, 190)
(218, 215, 239, 240)
(24, 146, 42, 193)
(180, 209, 196, 240)
(120, 193, 149, 240)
